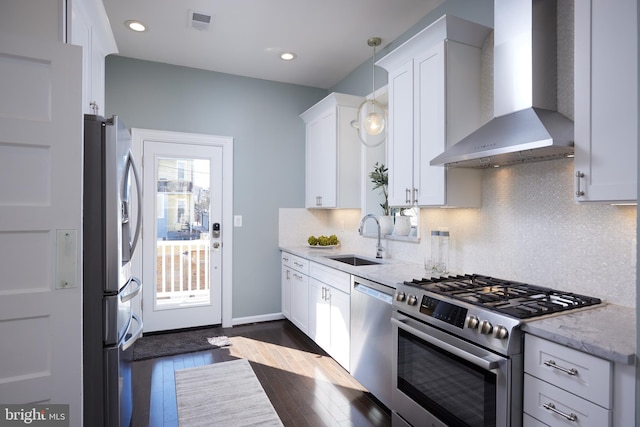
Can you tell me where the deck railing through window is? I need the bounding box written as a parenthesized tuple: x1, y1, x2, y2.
(156, 240, 210, 305)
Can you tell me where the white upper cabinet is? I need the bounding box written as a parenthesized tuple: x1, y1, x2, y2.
(377, 15, 491, 208)
(301, 93, 363, 209)
(574, 0, 637, 203)
(70, 0, 118, 115)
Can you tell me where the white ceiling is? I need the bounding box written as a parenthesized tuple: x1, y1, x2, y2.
(102, 0, 444, 89)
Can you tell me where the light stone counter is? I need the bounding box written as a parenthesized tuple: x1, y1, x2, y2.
(281, 246, 637, 365)
(521, 304, 636, 365)
(280, 245, 432, 289)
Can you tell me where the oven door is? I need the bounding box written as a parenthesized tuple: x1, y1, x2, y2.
(391, 311, 518, 427)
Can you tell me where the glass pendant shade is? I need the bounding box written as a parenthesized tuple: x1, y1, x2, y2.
(352, 37, 387, 147)
(353, 99, 387, 147)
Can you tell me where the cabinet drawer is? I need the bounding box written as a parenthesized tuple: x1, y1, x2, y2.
(281, 252, 309, 275)
(309, 261, 350, 294)
(525, 334, 612, 407)
(524, 374, 611, 426)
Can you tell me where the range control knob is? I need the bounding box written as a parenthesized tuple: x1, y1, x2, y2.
(406, 294, 418, 306)
(478, 320, 493, 335)
(493, 325, 509, 340)
(395, 291, 406, 302)
(466, 315, 479, 329)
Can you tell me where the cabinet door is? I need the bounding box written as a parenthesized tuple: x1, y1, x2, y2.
(305, 110, 337, 208)
(290, 271, 309, 334)
(281, 264, 291, 319)
(387, 59, 416, 207)
(308, 278, 331, 349)
(574, 0, 637, 203)
(328, 288, 350, 370)
(414, 44, 446, 206)
(70, 0, 116, 115)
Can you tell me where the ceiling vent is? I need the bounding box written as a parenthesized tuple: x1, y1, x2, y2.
(188, 10, 213, 31)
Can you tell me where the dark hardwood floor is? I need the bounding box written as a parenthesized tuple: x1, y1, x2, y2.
(131, 320, 391, 427)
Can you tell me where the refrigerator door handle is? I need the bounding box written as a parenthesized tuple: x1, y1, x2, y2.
(120, 276, 142, 303)
(121, 312, 143, 351)
(122, 152, 142, 257)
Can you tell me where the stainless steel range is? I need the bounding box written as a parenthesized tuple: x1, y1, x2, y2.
(391, 274, 602, 427)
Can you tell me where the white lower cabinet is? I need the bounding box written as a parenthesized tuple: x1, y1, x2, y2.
(281, 252, 309, 334)
(308, 262, 350, 370)
(523, 334, 612, 426)
(523, 374, 610, 426)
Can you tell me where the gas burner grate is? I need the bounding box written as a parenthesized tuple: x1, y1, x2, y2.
(404, 274, 602, 319)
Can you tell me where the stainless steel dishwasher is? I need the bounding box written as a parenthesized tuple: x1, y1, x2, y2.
(350, 275, 393, 409)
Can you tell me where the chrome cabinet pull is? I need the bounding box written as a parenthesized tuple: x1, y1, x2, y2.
(413, 187, 418, 205)
(293, 261, 303, 267)
(292, 273, 303, 280)
(544, 359, 578, 376)
(575, 171, 585, 197)
(542, 402, 578, 422)
(405, 188, 411, 204)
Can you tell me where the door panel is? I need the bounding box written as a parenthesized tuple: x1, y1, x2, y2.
(0, 34, 82, 424)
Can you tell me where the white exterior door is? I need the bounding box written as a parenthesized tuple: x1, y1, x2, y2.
(135, 130, 233, 331)
(0, 35, 83, 424)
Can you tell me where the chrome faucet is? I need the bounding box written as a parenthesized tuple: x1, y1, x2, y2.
(358, 214, 384, 259)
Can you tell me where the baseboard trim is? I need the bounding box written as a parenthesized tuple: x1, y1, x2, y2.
(232, 312, 285, 326)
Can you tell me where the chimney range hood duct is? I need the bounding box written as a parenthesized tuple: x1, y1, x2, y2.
(431, 0, 574, 168)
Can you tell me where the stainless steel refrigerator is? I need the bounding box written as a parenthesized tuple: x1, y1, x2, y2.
(83, 114, 143, 427)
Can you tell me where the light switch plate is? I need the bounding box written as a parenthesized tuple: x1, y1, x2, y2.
(234, 215, 243, 227)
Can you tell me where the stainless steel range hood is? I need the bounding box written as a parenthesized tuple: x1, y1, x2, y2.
(431, 0, 574, 168)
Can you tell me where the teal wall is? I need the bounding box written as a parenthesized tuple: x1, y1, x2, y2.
(105, 56, 327, 320)
(104, 0, 494, 321)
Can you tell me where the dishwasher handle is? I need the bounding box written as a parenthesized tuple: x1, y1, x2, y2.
(353, 276, 394, 304)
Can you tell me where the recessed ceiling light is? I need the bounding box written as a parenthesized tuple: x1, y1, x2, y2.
(280, 52, 296, 61)
(125, 20, 147, 32)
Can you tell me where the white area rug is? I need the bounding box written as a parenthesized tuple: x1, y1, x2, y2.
(175, 358, 283, 427)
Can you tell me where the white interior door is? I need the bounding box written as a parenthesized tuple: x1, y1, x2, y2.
(141, 137, 227, 332)
(0, 34, 82, 423)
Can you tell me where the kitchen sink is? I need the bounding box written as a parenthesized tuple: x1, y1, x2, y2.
(326, 255, 381, 266)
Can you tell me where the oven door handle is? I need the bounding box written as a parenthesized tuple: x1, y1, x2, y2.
(392, 316, 501, 371)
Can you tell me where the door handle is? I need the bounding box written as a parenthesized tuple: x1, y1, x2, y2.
(121, 312, 143, 351)
(124, 153, 142, 255)
(120, 276, 142, 303)
(575, 171, 585, 197)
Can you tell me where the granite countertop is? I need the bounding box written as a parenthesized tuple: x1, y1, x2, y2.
(521, 303, 636, 365)
(280, 246, 637, 365)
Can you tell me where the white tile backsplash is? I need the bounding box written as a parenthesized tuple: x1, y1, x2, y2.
(280, 158, 637, 307)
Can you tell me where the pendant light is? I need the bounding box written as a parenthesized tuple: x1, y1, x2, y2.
(351, 37, 387, 147)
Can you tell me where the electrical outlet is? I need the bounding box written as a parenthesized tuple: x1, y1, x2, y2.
(234, 215, 243, 227)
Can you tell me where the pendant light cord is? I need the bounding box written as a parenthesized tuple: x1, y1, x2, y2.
(372, 43, 376, 102)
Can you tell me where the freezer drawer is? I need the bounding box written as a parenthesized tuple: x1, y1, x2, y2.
(105, 312, 142, 427)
